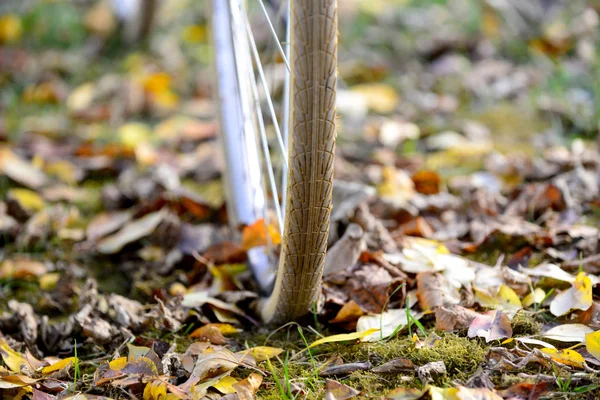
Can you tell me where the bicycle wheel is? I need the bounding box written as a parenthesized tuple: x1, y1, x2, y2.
(212, 0, 338, 324)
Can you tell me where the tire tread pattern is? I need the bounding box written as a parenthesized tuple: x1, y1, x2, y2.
(262, 0, 337, 323)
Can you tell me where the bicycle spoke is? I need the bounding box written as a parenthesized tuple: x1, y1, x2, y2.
(280, 3, 291, 214)
(243, 8, 289, 171)
(256, 0, 290, 72)
(232, 2, 285, 234)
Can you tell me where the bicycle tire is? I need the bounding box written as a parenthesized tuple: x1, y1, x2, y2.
(260, 0, 338, 323)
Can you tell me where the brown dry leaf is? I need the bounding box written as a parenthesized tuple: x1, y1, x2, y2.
(246, 347, 284, 363)
(0, 258, 46, 279)
(330, 300, 364, 324)
(435, 305, 480, 332)
(412, 170, 441, 195)
(189, 323, 238, 345)
(203, 241, 247, 264)
(372, 357, 414, 374)
(416, 272, 461, 311)
(96, 356, 159, 386)
(467, 310, 512, 343)
(178, 348, 252, 393)
(325, 379, 361, 400)
(97, 210, 164, 253)
(233, 373, 263, 400)
(241, 218, 281, 250)
(497, 381, 552, 400)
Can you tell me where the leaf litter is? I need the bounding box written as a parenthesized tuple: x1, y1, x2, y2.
(1, 0, 600, 399)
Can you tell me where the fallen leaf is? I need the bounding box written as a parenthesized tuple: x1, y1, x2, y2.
(7, 188, 46, 215)
(0, 258, 46, 279)
(0, 374, 37, 389)
(96, 356, 159, 386)
(41, 357, 76, 374)
(232, 372, 262, 399)
(118, 122, 152, 150)
(585, 331, 600, 361)
(417, 272, 461, 311)
(97, 210, 164, 253)
(523, 288, 546, 308)
(372, 357, 414, 374)
(435, 305, 480, 332)
(309, 328, 380, 348)
(385, 387, 426, 400)
(189, 324, 238, 345)
(0, 14, 22, 43)
(429, 386, 459, 400)
(241, 218, 281, 250)
(541, 324, 593, 343)
(523, 263, 575, 283)
(412, 170, 441, 195)
(330, 300, 365, 324)
(467, 310, 512, 342)
(474, 284, 522, 314)
(143, 379, 168, 400)
(356, 309, 423, 341)
(497, 381, 552, 400)
(0, 339, 23, 372)
(456, 386, 503, 400)
(324, 379, 361, 400)
(514, 337, 555, 349)
(540, 348, 585, 368)
(86, 210, 134, 241)
(351, 83, 398, 114)
(212, 375, 238, 394)
(549, 272, 593, 316)
(247, 347, 284, 363)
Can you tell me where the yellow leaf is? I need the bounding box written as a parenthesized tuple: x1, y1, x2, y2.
(182, 25, 207, 43)
(39, 272, 61, 290)
(143, 72, 172, 94)
(118, 123, 152, 150)
(309, 328, 380, 348)
(127, 344, 151, 360)
(585, 331, 600, 361)
(0, 15, 22, 43)
(151, 90, 179, 110)
(109, 357, 128, 370)
(523, 288, 545, 308)
(0, 339, 24, 372)
(429, 386, 460, 400)
(241, 218, 281, 250)
(247, 346, 284, 363)
(498, 284, 522, 309)
(351, 83, 398, 114)
(550, 272, 593, 316)
(41, 357, 76, 374)
(475, 284, 522, 312)
(540, 348, 585, 368)
(7, 189, 45, 213)
(67, 83, 95, 112)
(45, 160, 79, 185)
(143, 379, 167, 400)
(213, 375, 238, 394)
